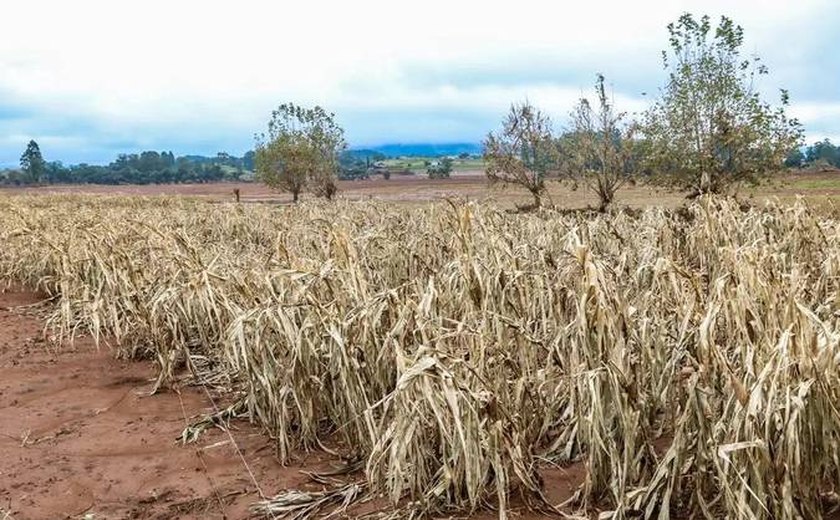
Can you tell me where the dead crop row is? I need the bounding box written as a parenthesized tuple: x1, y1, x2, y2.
(1, 195, 838, 518)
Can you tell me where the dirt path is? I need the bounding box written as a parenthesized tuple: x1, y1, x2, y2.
(0, 287, 337, 520)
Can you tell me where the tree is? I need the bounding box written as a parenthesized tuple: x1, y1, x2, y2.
(306, 108, 346, 200)
(20, 140, 46, 184)
(427, 157, 453, 179)
(242, 150, 256, 171)
(254, 103, 346, 202)
(483, 102, 560, 208)
(569, 75, 637, 211)
(642, 14, 802, 196)
(804, 139, 839, 168)
(44, 161, 70, 183)
(784, 148, 804, 168)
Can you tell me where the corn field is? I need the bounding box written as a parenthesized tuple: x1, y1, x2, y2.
(1, 194, 840, 519)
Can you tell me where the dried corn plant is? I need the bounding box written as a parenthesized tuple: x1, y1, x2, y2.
(1, 193, 839, 519)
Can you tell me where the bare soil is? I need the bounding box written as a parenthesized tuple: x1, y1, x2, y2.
(0, 286, 582, 519)
(2, 170, 839, 209)
(0, 287, 346, 519)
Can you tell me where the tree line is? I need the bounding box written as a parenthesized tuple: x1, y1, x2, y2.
(785, 139, 840, 169)
(4, 144, 255, 185)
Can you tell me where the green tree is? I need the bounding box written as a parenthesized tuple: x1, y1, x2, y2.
(784, 147, 804, 168)
(804, 139, 839, 168)
(255, 103, 346, 202)
(427, 157, 453, 179)
(20, 140, 46, 184)
(569, 74, 637, 211)
(483, 102, 560, 208)
(642, 14, 802, 196)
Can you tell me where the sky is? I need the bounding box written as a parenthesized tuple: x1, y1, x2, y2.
(1, 0, 839, 166)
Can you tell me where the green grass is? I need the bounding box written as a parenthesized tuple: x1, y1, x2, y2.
(383, 157, 485, 172)
(782, 176, 840, 190)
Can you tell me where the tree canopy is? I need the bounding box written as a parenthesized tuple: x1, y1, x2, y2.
(642, 14, 802, 195)
(787, 139, 840, 169)
(255, 103, 347, 202)
(19, 140, 46, 184)
(483, 102, 561, 208)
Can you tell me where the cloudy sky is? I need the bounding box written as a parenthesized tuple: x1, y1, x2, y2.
(1, 0, 838, 166)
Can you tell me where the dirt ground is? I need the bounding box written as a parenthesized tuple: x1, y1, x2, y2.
(3, 169, 840, 209)
(0, 286, 340, 519)
(0, 287, 582, 520)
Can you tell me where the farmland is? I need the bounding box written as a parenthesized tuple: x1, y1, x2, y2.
(2, 190, 840, 518)
(4, 169, 840, 208)
(380, 156, 486, 175)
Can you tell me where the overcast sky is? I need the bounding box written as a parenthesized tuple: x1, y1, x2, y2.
(1, 0, 838, 166)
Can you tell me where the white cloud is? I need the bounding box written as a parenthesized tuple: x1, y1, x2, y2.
(791, 103, 840, 122)
(0, 0, 837, 164)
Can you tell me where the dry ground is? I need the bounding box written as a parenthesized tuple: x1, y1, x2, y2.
(0, 287, 337, 519)
(3, 170, 840, 209)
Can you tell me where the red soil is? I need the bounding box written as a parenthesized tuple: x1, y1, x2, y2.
(3, 170, 838, 209)
(0, 173, 490, 205)
(0, 287, 337, 519)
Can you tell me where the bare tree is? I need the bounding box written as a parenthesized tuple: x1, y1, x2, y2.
(483, 102, 560, 208)
(569, 74, 637, 211)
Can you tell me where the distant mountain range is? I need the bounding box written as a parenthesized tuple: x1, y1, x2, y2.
(359, 143, 482, 158)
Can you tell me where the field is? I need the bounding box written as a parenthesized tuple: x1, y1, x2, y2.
(4, 169, 840, 209)
(382, 157, 486, 174)
(2, 176, 840, 519)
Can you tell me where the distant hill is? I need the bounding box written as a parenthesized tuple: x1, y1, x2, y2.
(362, 143, 482, 158)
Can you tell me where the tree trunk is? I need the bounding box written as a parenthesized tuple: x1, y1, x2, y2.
(597, 183, 612, 212)
(598, 198, 609, 212)
(699, 170, 711, 195)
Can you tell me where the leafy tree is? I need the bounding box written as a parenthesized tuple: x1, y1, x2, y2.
(569, 74, 637, 211)
(44, 161, 71, 183)
(483, 102, 560, 208)
(0, 168, 24, 185)
(20, 140, 46, 184)
(242, 150, 256, 171)
(162, 151, 176, 168)
(255, 103, 346, 202)
(804, 139, 839, 168)
(642, 14, 802, 196)
(427, 157, 453, 179)
(784, 148, 805, 168)
(306, 109, 346, 199)
(338, 150, 373, 180)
